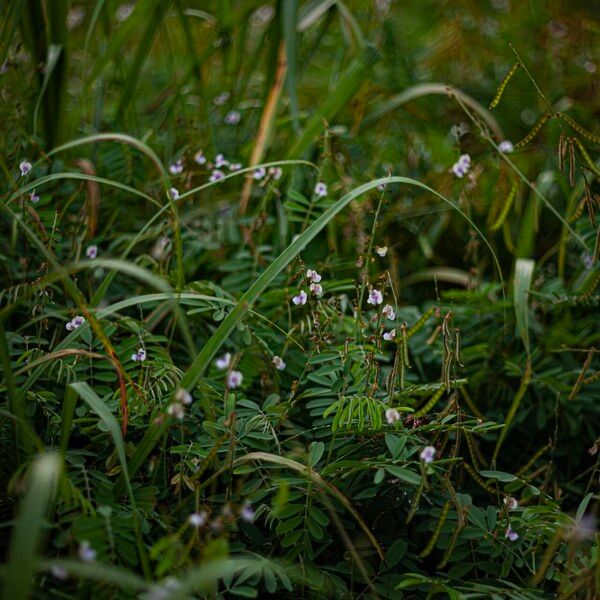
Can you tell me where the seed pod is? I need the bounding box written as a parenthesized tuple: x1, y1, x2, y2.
(420, 501, 451, 557)
(406, 307, 436, 340)
(463, 462, 496, 494)
(489, 63, 521, 109)
(514, 111, 551, 149)
(491, 180, 518, 231)
(574, 138, 600, 178)
(414, 385, 446, 418)
(558, 112, 600, 144)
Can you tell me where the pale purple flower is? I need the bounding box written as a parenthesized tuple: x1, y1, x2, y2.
(272, 355, 286, 370)
(268, 166, 282, 180)
(66, 315, 85, 331)
(78, 540, 96, 562)
(131, 348, 147, 362)
(168, 187, 180, 200)
(215, 353, 231, 370)
(306, 269, 321, 283)
(309, 282, 323, 296)
(30, 190, 40, 203)
(382, 304, 395, 320)
(215, 154, 229, 168)
(229, 163, 242, 171)
(375, 246, 388, 257)
(224, 110, 241, 125)
(194, 150, 207, 165)
(570, 514, 597, 540)
(86, 245, 98, 259)
(213, 91, 230, 106)
(385, 408, 401, 424)
(503, 497, 518, 510)
(188, 511, 207, 527)
(151, 236, 170, 260)
(292, 290, 307, 305)
(226, 370, 243, 388)
(419, 446, 436, 463)
(209, 169, 225, 182)
(167, 402, 185, 419)
(367, 289, 383, 306)
(176, 387, 193, 405)
(240, 503, 255, 522)
(498, 140, 514, 153)
(383, 330, 396, 341)
(314, 182, 327, 197)
(169, 160, 184, 175)
(19, 161, 32, 176)
(377, 183, 386, 192)
(452, 153, 472, 178)
(505, 526, 519, 541)
(253, 167, 266, 180)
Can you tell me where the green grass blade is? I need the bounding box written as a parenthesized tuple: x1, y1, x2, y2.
(282, 0, 300, 132)
(287, 43, 380, 157)
(514, 258, 534, 357)
(3, 454, 62, 600)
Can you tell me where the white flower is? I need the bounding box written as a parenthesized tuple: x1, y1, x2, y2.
(215, 352, 231, 370)
(227, 370, 243, 388)
(309, 282, 323, 296)
(176, 387, 193, 405)
(375, 246, 388, 257)
(19, 161, 32, 176)
(419, 446, 436, 463)
(229, 163, 242, 171)
(292, 290, 307, 305)
(151, 236, 170, 260)
(383, 330, 396, 341)
(503, 496, 518, 510)
(30, 190, 40, 203)
(240, 503, 255, 522)
(209, 169, 225, 182)
(367, 289, 383, 306)
(78, 541, 96, 562)
(306, 269, 321, 283)
(385, 408, 401, 424)
(268, 166, 282, 180)
(215, 154, 229, 168)
(168, 187, 180, 200)
(66, 315, 85, 331)
(86, 245, 98, 259)
(272, 355, 286, 370)
(116, 3, 134, 21)
(382, 304, 395, 320)
(194, 150, 207, 165)
(253, 167, 266, 180)
(131, 348, 147, 362)
(224, 110, 241, 125)
(213, 91, 230, 105)
(498, 140, 514, 153)
(188, 511, 207, 527)
(167, 402, 185, 419)
(169, 160, 184, 175)
(314, 182, 327, 197)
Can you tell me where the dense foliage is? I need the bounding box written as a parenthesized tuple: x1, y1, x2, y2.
(1, 1, 599, 598)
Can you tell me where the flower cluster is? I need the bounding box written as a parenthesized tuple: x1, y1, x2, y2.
(293, 268, 324, 306)
(451, 153, 471, 178)
(65, 315, 85, 331)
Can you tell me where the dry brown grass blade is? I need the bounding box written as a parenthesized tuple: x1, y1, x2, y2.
(75, 158, 100, 238)
(238, 42, 287, 219)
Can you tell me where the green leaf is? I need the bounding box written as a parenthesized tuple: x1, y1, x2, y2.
(308, 441, 325, 467)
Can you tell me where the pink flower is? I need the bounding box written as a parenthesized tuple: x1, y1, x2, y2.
(168, 187, 180, 200)
(176, 388, 193, 405)
(169, 160, 184, 175)
(498, 140, 514, 153)
(215, 154, 229, 168)
(30, 190, 40, 203)
(383, 330, 396, 341)
(375, 246, 387, 257)
(167, 402, 185, 419)
(194, 150, 207, 165)
(19, 161, 32, 176)
(306, 269, 321, 283)
(268, 166, 282, 180)
(224, 110, 241, 125)
(78, 541, 96, 562)
(131, 348, 147, 362)
(209, 170, 225, 182)
(240, 503, 255, 522)
(505, 526, 519, 541)
(188, 511, 207, 527)
(253, 167, 266, 180)
(309, 282, 323, 296)
(86, 245, 98, 259)
(66, 316, 85, 331)
(272, 355, 286, 370)
(215, 353, 231, 370)
(382, 304, 395, 320)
